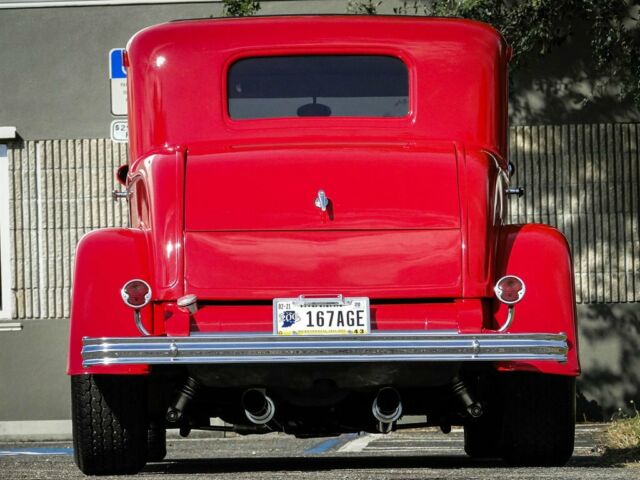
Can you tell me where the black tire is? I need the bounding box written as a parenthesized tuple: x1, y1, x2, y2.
(500, 373, 575, 466)
(464, 416, 501, 458)
(71, 374, 148, 475)
(147, 423, 167, 462)
(463, 374, 502, 459)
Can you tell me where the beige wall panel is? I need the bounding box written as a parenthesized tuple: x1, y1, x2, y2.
(6, 124, 640, 319)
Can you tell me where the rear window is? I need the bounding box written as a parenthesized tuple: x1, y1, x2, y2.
(227, 55, 409, 120)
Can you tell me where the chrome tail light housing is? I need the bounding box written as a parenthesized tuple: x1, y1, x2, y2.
(494, 275, 525, 305)
(121, 279, 152, 309)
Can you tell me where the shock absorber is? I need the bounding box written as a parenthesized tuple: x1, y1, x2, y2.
(450, 376, 483, 418)
(166, 376, 200, 423)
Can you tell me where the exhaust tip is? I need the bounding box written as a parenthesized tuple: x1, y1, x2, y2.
(242, 389, 275, 425)
(372, 387, 403, 424)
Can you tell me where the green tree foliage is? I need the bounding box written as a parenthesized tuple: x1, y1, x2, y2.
(223, 0, 261, 17)
(351, 0, 640, 106)
(347, 0, 382, 14)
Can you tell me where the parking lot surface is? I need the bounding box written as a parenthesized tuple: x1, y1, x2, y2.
(1, 423, 636, 480)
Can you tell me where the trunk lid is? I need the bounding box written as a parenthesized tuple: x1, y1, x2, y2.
(183, 144, 462, 298)
(185, 145, 460, 231)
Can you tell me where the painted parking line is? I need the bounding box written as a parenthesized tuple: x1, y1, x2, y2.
(337, 434, 380, 453)
(304, 433, 359, 454)
(336, 425, 603, 456)
(0, 448, 73, 456)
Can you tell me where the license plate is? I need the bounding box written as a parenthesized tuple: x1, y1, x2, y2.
(273, 295, 370, 336)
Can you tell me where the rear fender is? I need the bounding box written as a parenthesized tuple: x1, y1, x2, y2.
(67, 228, 154, 375)
(493, 224, 580, 376)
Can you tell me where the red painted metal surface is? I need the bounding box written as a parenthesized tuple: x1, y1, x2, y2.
(185, 144, 460, 231)
(187, 301, 478, 334)
(68, 16, 578, 378)
(125, 16, 510, 161)
(184, 229, 462, 299)
(67, 229, 152, 374)
(492, 224, 580, 376)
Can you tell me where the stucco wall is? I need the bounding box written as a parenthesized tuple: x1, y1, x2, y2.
(0, 1, 639, 141)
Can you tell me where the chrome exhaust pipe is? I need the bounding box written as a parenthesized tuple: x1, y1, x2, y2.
(372, 387, 403, 433)
(242, 389, 275, 425)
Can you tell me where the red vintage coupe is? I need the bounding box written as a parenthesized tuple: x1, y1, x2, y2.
(68, 15, 579, 475)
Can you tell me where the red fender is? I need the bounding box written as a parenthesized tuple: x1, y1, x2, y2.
(67, 228, 154, 375)
(493, 224, 580, 376)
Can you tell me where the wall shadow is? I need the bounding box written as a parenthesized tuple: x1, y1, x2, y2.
(576, 303, 640, 420)
(509, 25, 640, 125)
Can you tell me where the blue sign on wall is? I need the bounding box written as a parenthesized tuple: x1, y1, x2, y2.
(109, 49, 127, 79)
(109, 48, 127, 115)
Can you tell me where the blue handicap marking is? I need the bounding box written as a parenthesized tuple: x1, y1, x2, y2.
(0, 447, 73, 456)
(303, 433, 358, 454)
(110, 48, 127, 79)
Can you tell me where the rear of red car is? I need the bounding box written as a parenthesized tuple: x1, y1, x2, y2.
(67, 16, 579, 475)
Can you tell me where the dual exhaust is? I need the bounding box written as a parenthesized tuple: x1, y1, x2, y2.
(172, 381, 479, 434)
(241, 387, 403, 433)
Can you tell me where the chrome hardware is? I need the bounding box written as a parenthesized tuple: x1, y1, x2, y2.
(497, 305, 516, 333)
(372, 387, 403, 433)
(121, 279, 152, 309)
(294, 294, 345, 306)
(81, 332, 569, 367)
(508, 161, 516, 177)
(314, 189, 329, 212)
(133, 310, 152, 337)
(177, 294, 198, 315)
(506, 187, 524, 197)
(242, 389, 276, 425)
(112, 190, 129, 201)
(494, 275, 526, 305)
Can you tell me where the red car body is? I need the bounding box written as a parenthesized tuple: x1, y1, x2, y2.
(68, 16, 579, 475)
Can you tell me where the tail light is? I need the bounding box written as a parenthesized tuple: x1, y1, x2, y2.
(494, 275, 525, 305)
(121, 279, 152, 309)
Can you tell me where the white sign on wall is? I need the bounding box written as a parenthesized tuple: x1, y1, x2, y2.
(109, 48, 127, 116)
(110, 120, 129, 143)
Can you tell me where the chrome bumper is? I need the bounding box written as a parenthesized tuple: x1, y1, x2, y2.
(81, 332, 568, 367)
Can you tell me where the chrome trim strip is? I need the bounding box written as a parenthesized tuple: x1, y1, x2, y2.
(81, 332, 568, 367)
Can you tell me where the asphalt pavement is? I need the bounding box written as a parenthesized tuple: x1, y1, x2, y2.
(1, 423, 636, 480)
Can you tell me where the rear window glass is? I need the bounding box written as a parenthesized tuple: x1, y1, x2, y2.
(227, 55, 409, 120)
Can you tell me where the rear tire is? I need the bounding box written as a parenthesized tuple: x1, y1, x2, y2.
(463, 374, 502, 459)
(71, 374, 148, 475)
(500, 373, 575, 466)
(147, 423, 167, 462)
(464, 416, 501, 458)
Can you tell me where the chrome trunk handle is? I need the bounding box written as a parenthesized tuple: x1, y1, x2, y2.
(314, 190, 329, 211)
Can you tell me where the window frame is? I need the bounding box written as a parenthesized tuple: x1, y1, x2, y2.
(226, 54, 411, 121)
(221, 47, 417, 130)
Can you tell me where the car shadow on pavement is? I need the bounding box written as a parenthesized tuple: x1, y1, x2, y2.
(142, 455, 613, 474)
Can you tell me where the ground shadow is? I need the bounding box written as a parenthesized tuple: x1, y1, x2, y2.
(141, 454, 618, 475)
